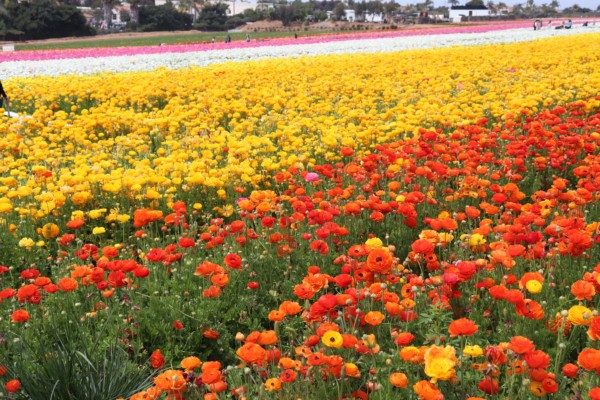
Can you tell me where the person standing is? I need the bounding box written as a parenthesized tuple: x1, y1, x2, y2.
(0, 80, 8, 110)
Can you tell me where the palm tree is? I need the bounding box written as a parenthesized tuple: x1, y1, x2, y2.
(102, 0, 115, 29)
(447, 0, 459, 7)
(178, 0, 201, 22)
(486, 0, 497, 13)
(525, 0, 537, 15)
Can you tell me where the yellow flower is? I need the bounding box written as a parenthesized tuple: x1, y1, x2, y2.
(463, 345, 483, 357)
(525, 280, 542, 294)
(423, 345, 457, 382)
(567, 305, 592, 326)
(365, 237, 383, 249)
(88, 208, 106, 219)
(18, 237, 35, 248)
(322, 331, 343, 348)
(116, 214, 130, 223)
(469, 233, 486, 247)
(92, 227, 106, 235)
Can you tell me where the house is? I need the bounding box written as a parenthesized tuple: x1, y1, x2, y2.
(223, 1, 257, 16)
(448, 5, 490, 22)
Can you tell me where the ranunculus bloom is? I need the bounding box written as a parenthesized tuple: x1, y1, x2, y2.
(578, 348, 600, 372)
(11, 309, 30, 323)
(390, 372, 408, 388)
(180, 356, 202, 370)
(568, 305, 592, 326)
(322, 331, 343, 348)
(153, 370, 186, 392)
(236, 342, 266, 365)
(150, 349, 165, 369)
(508, 336, 535, 355)
(448, 318, 478, 337)
(562, 363, 578, 378)
(413, 380, 443, 400)
(5, 379, 20, 392)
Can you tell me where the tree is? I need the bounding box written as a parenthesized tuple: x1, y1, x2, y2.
(139, 2, 192, 31)
(194, 2, 228, 30)
(447, 0, 459, 7)
(384, 0, 398, 20)
(465, 0, 485, 7)
(486, 0, 497, 13)
(130, 0, 155, 25)
(333, 2, 346, 20)
(102, 0, 116, 29)
(7, 0, 93, 39)
(366, 0, 383, 20)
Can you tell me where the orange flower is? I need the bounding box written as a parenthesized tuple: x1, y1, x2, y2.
(515, 299, 545, 320)
(413, 380, 443, 400)
(57, 277, 78, 292)
(390, 372, 408, 388)
(293, 282, 315, 299)
(571, 280, 595, 301)
(264, 378, 282, 391)
(268, 310, 285, 322)
(508, 336, 535, 355)
(279, 301, 302, 315)
(578, 348, 600, 372)
(180, 356, 202, 371)
(588, 316, 600, 341)
(201, 368, 222, 384)
(366, 248, 393, 274)
(236, 342, 266, 365)
(153, 370, 186, 392)
(448, 318, 478, 337)
(364, 311, 385, 326)
(257, 330, 278, 346)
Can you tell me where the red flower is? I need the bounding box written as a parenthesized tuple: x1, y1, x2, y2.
(562, 363, 578, 378)
(5, 379, 20, 393)
(149, 349, 165, 369)
(411, 239, 434, 255)
(173, 320, 184, 330)
(11, 309, 29, 323)
(224, 254, 242, 270)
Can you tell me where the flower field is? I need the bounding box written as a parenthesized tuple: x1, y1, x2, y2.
(1, 27, 600, 400)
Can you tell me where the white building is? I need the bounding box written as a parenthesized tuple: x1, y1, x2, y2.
(223, 1, 257, 16)
(448, 5, 490, 22)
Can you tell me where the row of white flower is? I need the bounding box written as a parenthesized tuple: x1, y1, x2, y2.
(3, 26, 599, 79)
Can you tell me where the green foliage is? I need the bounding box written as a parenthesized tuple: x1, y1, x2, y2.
(194, 3, 230, 31)
(5, 0, 93, 40)
(138, 3, 192, 32)
(3, 309, 154, 399)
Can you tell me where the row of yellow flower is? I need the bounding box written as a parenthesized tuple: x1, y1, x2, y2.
(1, 34, 600, 223)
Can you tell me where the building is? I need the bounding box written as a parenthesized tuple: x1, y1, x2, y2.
(448, 5, 490, 22)
(223, 1, 257, 16)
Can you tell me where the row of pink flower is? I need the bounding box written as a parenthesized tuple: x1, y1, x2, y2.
(0, 19, 595, 63)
